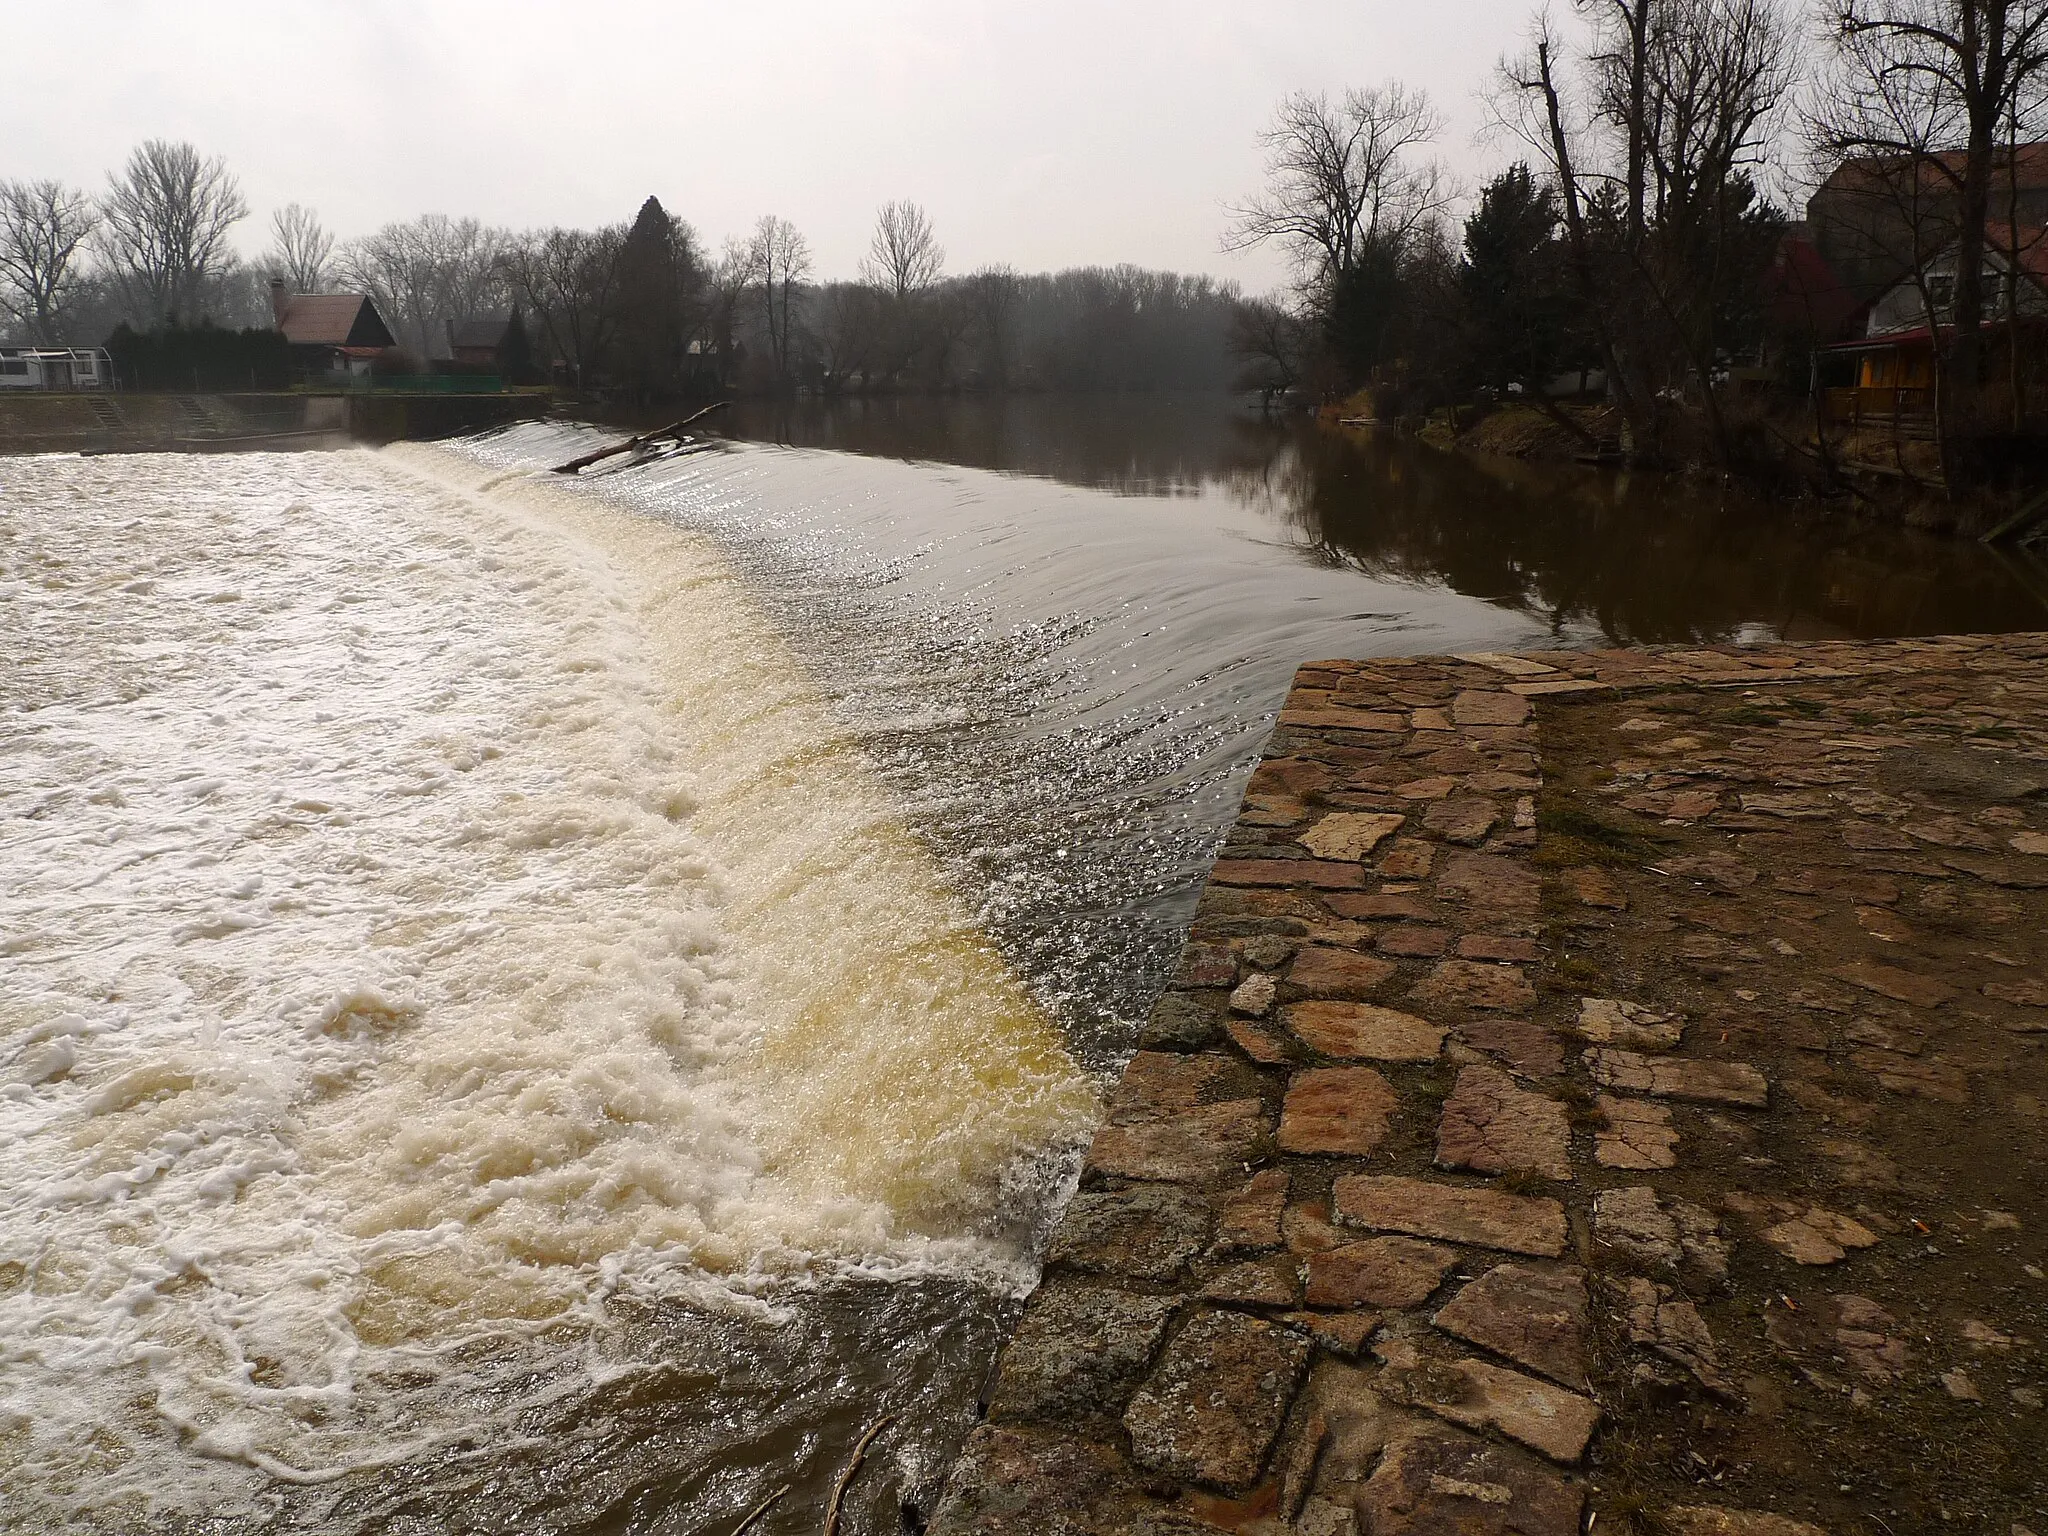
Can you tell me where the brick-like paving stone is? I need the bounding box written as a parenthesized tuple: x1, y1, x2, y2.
(932, 633, 2048, 1534)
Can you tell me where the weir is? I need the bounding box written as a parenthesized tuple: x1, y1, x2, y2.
(931, 634, 2048, 1535)
(6, 426, 2046, 1532)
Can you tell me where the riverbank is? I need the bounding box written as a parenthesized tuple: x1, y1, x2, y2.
(1355, 400, 2048, 545)
(0, 389, 544, 453)
(931, 632, 2048, 1535)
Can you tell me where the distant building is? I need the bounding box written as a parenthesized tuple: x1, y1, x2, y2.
(443, 311, 528, 372)
(270, 280, 396, 378)
(1765, 226, 1860, 346)
(1819, 222, 2048, 425)
(1807, 143, 2048, 307)
(0, 346, 111, 390)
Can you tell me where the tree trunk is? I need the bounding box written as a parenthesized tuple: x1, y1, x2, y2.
(1532, 38, 1655, 461)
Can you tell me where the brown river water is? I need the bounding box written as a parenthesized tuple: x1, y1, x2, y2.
(1, 396, 2041, 1536)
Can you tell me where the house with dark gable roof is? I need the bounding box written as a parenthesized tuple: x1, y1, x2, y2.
(443, 311, 528, 371)
(268, 279, 396, 378)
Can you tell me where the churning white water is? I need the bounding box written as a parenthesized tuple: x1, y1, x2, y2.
(0, 446, 1094, 1528)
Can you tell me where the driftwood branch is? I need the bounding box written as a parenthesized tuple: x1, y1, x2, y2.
(726, 1484, 789, 1536)
(822, 1414, 895, 1536)
(549, 400, 730, 474)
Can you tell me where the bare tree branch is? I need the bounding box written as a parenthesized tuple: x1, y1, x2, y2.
(97, 140, 247, 326)
(265, 204, 334, 293)
(0, 179, 98, 343)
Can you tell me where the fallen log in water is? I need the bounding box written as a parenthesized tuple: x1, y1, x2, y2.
(549, 400, 730, 474)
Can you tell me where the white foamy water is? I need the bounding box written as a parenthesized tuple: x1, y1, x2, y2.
(0, 447, 1093, 1525)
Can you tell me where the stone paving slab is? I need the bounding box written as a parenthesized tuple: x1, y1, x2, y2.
(930, 632, 2048, 1535)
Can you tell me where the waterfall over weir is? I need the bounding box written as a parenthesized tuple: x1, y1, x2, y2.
(0, 427, 1541, 1532)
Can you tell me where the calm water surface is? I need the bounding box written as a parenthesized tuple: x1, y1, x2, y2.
(721, 392, 2048, 641)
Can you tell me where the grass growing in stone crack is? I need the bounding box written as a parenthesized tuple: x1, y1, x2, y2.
(1532, 789, 1672, 869)
(1409, 1059, 1458, 1105)
(1546, 1079, 1606, 1131)
(1544, 953, 1610, 991)
(1496, 1166, 1561, 1196)
(1717, 705, 1783, 728)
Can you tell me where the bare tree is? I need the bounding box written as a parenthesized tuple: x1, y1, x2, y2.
(817, 281, 884, 389)
(337, 214, 511, 362)
(499, 225, 626, 387)
(747, 215, 812, 386)
(966, 263, 1023, 386)
(861, 200, 946, 299)
(266, 203, 334, 293)
(1501, 0, 1793, 462)
(1814, 0, 2048, 449)
(0, 179, 98, 343)
(97, 140, 248, 326)
(1228, 295, 1311, 406)
(1224, 85, 1450, 289)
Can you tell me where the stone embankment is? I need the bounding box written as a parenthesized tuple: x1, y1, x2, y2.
(931, 634, 2048, 1536)
(0, 390, 539, 453)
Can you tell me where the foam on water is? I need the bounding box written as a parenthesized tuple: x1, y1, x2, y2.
(0, 447, 1093, 1523)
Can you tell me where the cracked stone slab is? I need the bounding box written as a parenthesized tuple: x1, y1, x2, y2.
(1620, 1277, 1733, 1396)
(1435, 851, 1542, 912)
(1298, 811, 1407, 861)
(1422, 796, 1501, 844)
(1589, 1048, 1768, 1108)
(1048, 1184, 1213, 1282)
(1105, 1051, 1239, 1119)
(1279, 1066, 1399, 1156)
(1139, 990, 1224, 1050)
(1566, 867, 1629, 908)
(1305, 1237, 1459, 1309)
(1828, 959, 1956, 1008)
(1409, 959, 1538, 1012)
(1085, 1098, 1272, 1182)
(1282, 1308, 1384, 1358)
(1432, 1264, 1591, 1390)
(1849, 1047, 1969, 1102)
(1355, 1424, 1585, 1536)
(1123, 1309, 1311, 1492)
(988, 1281, 1178, 1424)
(1757, 1205, 1879, 1265)
(1377, 1340, 1602, 1464)
(1595, 1094, 1679, 1170)
(1288, 945, 1400, 998)
(1213, 1168, 1288, 1254)
(1453, 690, 1534, 727)
(1577, 997, 1685, 1050)
(1284, 1001, 1447, 1061)
(1228, 972, 1277, 1017)
(1592, 1186, 1728, 1281)
(1664, 1508, 1831, 1536)
(926, 1423, 1147, 1534)
(1201, 1256, 1302, 1307)
(1457, 1017, 1567, 1078)
(1434, 1063, 1572, 1181)
(1333, 1175, 1568, 1258)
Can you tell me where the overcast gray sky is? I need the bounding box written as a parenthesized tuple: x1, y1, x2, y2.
(5, 0, 1553, 291)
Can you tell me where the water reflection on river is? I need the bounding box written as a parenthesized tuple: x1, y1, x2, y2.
(723, 393, 2048, 641)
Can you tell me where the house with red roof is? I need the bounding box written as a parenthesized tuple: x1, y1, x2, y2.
(268, 279, 396, 379)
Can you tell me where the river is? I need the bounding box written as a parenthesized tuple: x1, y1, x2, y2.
(2, 397, 2041, 1535)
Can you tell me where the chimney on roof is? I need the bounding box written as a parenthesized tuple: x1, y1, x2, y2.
(269, 278, 289, 327)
